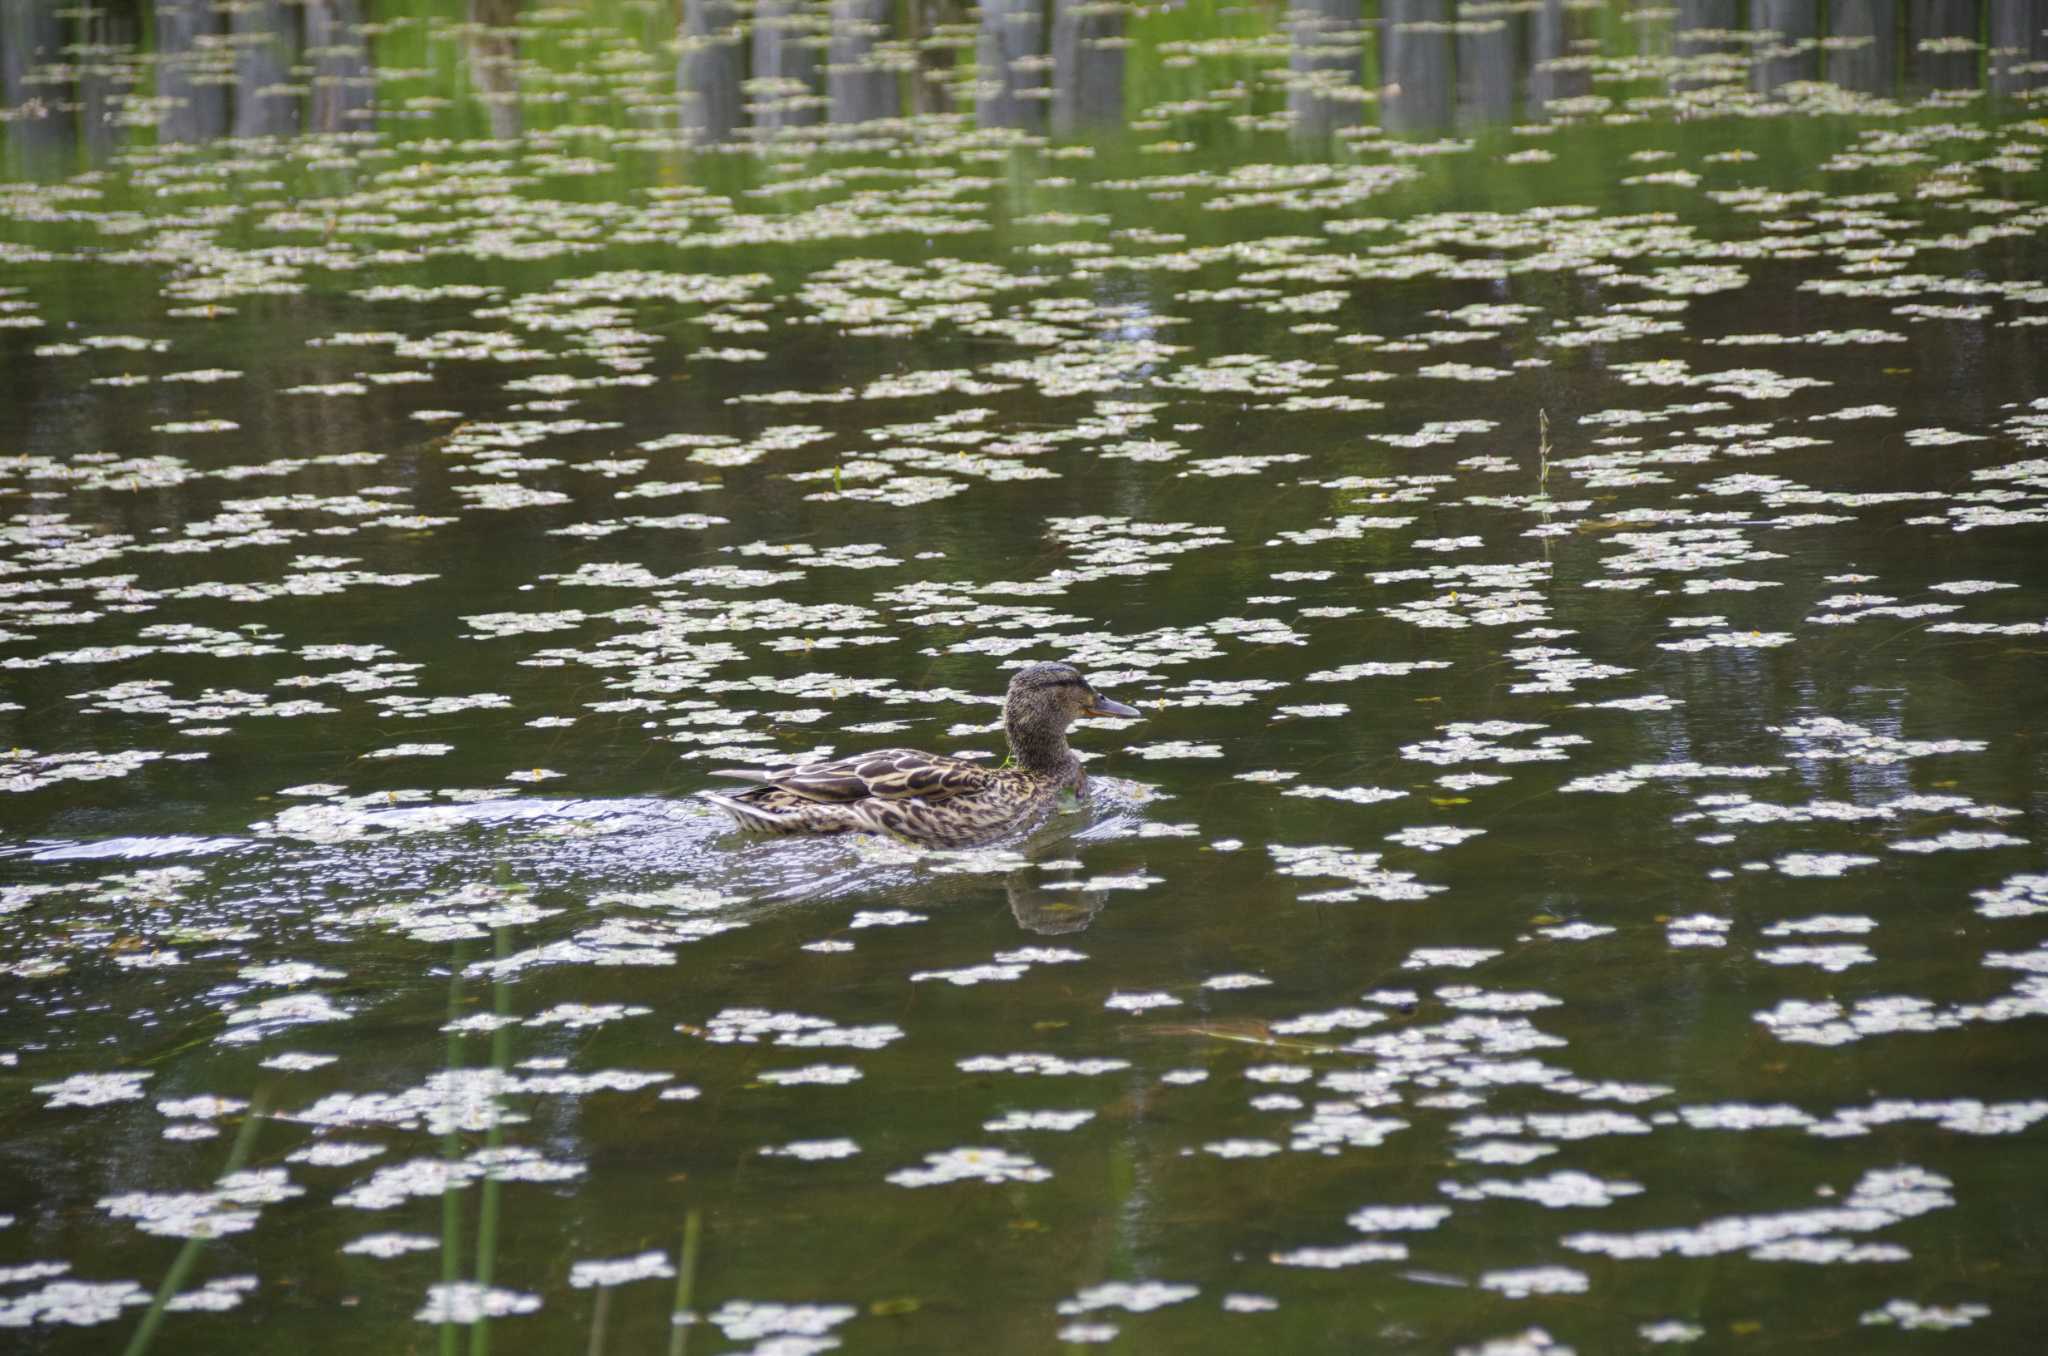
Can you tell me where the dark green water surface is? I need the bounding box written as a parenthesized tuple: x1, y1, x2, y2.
(3, 3, 2048, 1352)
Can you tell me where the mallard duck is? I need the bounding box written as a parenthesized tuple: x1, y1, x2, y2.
(698, 662, 1140, 848)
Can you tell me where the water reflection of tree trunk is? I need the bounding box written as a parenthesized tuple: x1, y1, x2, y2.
(907, 0, 961, 114)
(156, 0, 227, 144)
(231, 0, 300, 138)
(1750, 0, 1817, 93)
(1827, 0, 1900, 93)
(2, 0, 69, 162)
(1053, 0, 1124, 134)
(1526, 0, 1586, 116)
(466, 0, 523, 139)
(677, 0, 743, 144)
(78, 4, 140, 158)
(1382, 0, 1452, 135)
(1674, 0, 1737, 30)
(305, 0, 373, 134)
(752, 0, 824, 131)
(828, 0, 898, 125)
(977, 0, 1045, 129)
(1456, 11, 1517, 127)
(1667, 0, 1736, 93)
(1286, 0, 1362, 139)
(1991, 0, 2048, 94)
(1909, 0, 1981, 89)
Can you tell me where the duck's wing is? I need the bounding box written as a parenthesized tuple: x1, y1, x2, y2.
(710, 749, 996, 805)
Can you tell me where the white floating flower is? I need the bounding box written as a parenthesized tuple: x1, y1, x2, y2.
(886, 1147, 1051, 1188)
(414, 1283, 541, 1324)
(36, 1072, 152, 1109)
(759, 1139, 861, 1161)
(1105, 991, 1181, 1012)
(568, 1250, 675, 1288)
(1479, 1266, 1588, 1298)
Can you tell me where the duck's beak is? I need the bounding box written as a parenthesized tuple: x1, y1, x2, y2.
(1082, 695, 1141, 719)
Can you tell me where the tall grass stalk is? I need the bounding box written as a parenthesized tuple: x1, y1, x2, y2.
(441, 942, 468, 1356)
(469, 922, 513, 1356)
(122, 1090, 269, 1356)
(586, 1285, 613, 1356)
(668, 1209, 704, 1356)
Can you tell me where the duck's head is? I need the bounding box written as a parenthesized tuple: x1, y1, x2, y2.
(1005, 662, 1141, 733)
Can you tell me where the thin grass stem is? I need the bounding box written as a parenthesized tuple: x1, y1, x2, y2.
(441, 943, 468, 1356)
(668, 1209, 704, 1356)
(121, 1090, 269, 1356)
(469, 923, 513, 1356)
(586, 1285, 612, 1356)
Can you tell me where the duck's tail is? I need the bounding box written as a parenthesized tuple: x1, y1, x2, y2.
(696, 789, 786, 834)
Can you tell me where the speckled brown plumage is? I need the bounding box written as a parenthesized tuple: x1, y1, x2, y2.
(698, 663, 1140, 848)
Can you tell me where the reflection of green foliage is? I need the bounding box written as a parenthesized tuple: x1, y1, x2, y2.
(1124, 0, 1282, 122)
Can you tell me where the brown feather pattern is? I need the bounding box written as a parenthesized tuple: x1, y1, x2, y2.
(697, 663, 1137, 848)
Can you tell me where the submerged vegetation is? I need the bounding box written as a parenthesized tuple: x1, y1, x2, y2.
(2, 0, 2047, 1351)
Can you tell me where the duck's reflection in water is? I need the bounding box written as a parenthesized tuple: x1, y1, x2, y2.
(1004, 869, 1109, 936)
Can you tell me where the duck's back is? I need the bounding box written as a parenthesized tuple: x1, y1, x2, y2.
(712, 748, 996, 808)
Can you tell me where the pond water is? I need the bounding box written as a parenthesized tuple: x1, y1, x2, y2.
(3, 1, 2048, 1351)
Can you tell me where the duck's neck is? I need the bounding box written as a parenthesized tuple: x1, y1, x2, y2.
(1006, 712, 1077, 780)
